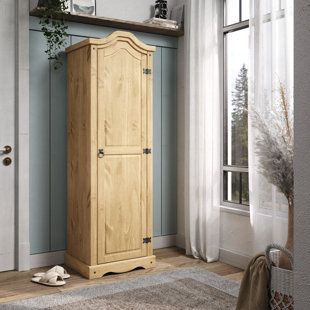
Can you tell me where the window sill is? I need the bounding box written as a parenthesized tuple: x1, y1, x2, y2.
(220, 205, 250, 217)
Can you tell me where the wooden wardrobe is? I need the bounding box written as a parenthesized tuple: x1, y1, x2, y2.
(65, 31, 156, 279)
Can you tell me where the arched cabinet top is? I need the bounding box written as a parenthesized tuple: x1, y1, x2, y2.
(66, 31, 156, 54)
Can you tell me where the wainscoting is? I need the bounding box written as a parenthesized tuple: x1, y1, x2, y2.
(29, 17, 178, 255)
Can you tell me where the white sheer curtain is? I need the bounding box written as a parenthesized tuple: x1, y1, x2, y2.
(183, 0, 221, 261)
(249, 0, 294, 252)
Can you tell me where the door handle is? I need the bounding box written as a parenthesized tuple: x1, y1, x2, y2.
(0, 146, 12, 155)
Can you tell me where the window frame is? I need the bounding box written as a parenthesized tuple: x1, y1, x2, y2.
(221, 1, 250, 211)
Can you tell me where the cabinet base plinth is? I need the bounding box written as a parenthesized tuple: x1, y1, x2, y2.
(65, 253, 156, 279)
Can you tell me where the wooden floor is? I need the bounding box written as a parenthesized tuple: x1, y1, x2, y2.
(0, 247, 243, 304)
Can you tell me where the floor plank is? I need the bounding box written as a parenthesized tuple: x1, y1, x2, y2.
(0, 247, 243, 303)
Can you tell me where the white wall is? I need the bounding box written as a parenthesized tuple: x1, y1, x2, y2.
(294, 1, 310, 308)
(220, 212, 253, 257)
(30, 0, 181, 22)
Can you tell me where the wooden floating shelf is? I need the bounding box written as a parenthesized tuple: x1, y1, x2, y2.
(30, 10, 184, 37)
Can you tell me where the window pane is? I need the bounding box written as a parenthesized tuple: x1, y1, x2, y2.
(241, 0, 249, 20)
(224, 28, 249, 167)
(223, 171, 249, 205)
(241, 172, 249, 205)
(225, 0, 240, 26)
(223, 171, 240, 204)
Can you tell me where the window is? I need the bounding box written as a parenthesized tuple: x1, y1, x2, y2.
(222, 0, 249, 209)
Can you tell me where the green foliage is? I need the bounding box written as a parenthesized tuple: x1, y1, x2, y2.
(231, 64, 248, 167)
(231, 65, 249, 203)
(38, 0, 69, 69)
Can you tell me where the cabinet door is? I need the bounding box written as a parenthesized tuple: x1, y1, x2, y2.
(97, 40, 150, 264)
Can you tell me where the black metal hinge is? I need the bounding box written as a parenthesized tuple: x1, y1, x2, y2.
(143, 237, 152, 244)
(143, 68, 152, 75)
(143, 148, 152, 155)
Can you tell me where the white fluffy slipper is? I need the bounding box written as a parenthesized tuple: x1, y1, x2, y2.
(31, 271, 66, 287)
(33, 265, 70, 279)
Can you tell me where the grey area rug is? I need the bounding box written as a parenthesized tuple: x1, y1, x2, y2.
(1, 267, 240, 310)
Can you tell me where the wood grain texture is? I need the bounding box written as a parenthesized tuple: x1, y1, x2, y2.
(67, 44, 97, 266)
(66, 253, 156, 279)
(67, 31, 155, 278)
(30, 10, 184, 38)
(30, 17, 179, 49)
(0, 248, 243, 303)
(98, 155, 146, 264)
(66, 31, 156, 54)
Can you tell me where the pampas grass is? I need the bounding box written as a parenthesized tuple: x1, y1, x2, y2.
(252, 83, 294, 206)
(253, 82, 294, 268)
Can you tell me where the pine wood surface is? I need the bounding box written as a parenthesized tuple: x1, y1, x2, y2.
(67, 43, 98, 266)
(0, 247, 243, 304)
(96, 34, 151, 265)
(66, 32, 155, 277)
(65, 253, 156, 280)
(30, 9, 184, 38)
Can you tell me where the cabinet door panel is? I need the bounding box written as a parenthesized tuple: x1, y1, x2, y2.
(97, 41, 149, 264)
(98, 155, 146, 263)
(98, 41, 147, 155)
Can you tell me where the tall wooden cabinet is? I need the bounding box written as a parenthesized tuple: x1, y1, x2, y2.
(65, 31, 156, 279)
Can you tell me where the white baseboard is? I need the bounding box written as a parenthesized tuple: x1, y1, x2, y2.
(30, 236, 178, 269)
(30, 251, 65, 269)
(153, 235, 177, 249)
(219, 248, 251, 270)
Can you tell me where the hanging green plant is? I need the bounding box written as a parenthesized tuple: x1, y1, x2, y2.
(37, 0, 69, 69)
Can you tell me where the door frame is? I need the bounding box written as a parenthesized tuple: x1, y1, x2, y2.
(14, 0, 30, 271)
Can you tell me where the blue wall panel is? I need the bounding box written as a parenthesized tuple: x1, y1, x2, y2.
(50, 43, 70, 251)
(29, 18, 178, 254)
(153, 47, 162, 237)
(29, 31, 51, 254)
(161, 48, 177, 235)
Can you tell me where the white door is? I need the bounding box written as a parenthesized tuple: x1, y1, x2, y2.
(0, 0, 16, 271)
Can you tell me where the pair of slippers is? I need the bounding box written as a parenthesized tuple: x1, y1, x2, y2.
(31, 265, 70, 287)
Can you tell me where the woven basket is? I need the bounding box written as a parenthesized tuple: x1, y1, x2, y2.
(265, 244, 294, 310)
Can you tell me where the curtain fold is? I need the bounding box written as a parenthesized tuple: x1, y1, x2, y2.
(183, 0, 221, 261)
(249, 0, 294, 253)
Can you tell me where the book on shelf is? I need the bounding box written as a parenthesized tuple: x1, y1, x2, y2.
(144, 17, 179, 29)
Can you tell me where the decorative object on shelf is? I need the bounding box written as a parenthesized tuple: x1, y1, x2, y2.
(144, 17, 178, 29)
(253, 82, 294, 270)
(71, 0, 96, 16)
(36, 0, 69, 69)
(170, 4, 184, 28)
(154, 0, 168, 19)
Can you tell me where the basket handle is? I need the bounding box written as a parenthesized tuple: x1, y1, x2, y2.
(265, 243, 294, 270)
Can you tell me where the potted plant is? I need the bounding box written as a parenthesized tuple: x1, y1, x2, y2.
(253, 83, 294, 270)
(36, 0, 69, 68)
